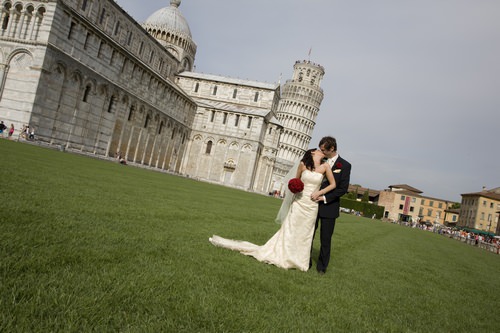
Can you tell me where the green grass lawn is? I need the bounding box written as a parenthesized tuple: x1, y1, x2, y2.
(1, 140, 499, 332)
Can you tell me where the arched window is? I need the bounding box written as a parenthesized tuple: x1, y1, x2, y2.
(194, 82, 199, 92)
(33, 7, 46, 40)
(127, 105, 135, 121)
(127, 31, 133, 45)
(84, 32, 91, 49)
(254, 92, 259, 102)
(121, 58, 127, 73)
(107, 96, 115, 113)
(1, 3, 10, 31)
(114, 21, 120, 36)
(82, 85, 91, 102)
(158, 121, 164, 134)
(206, 140, 213, 154)
(68, 21, 76, 39)
(99, 8, 106, 25)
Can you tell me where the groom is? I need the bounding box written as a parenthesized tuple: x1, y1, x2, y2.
(313, 136, 351, 275)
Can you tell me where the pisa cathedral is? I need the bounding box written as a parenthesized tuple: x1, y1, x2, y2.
(0, 0, 325, 194)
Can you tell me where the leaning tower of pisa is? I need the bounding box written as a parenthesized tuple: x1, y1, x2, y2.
(271, 60, 325, 193)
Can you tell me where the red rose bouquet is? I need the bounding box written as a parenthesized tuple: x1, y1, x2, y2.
(288, 178, 304, 194)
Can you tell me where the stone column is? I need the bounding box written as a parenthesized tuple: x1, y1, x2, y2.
(0, 63, 9, 101)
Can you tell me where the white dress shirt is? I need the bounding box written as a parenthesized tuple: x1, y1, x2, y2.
(322, 154, 339, 203)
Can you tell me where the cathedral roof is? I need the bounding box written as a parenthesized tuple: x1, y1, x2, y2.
(179, 72, 279, 90)
(143, 0, 192, 38)
(192, 98, 270, 117)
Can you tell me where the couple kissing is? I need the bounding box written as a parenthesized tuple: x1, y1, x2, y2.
(209, 136, 351, 274)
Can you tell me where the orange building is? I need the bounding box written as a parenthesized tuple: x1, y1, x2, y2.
(459, 187, 500, 234)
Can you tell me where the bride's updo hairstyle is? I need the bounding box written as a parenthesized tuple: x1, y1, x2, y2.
(301, 148, 316, 171)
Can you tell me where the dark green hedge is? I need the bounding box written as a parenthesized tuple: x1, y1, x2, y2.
(340, 197, 385, 219)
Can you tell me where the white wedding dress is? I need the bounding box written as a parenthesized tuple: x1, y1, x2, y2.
(209, 170, 324, 271)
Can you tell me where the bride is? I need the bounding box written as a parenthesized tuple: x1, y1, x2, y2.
(209, 148, 336, 271)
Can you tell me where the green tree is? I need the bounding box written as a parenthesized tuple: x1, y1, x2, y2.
(345, 191, 357, 200)
(362, 190, 369, 202)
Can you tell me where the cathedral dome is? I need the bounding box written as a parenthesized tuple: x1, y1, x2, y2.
(143, 0, 191, 38)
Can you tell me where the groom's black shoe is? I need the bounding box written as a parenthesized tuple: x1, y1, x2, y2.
(317, 269, 325, 275)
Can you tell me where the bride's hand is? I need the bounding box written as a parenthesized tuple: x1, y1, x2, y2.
(311, 191, 322, 201)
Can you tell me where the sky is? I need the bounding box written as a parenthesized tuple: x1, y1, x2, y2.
(115, 0, 500, 202)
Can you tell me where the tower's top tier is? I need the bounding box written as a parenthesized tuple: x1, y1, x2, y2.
(291, 60, 325, 88)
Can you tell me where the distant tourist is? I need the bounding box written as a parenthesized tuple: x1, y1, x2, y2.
(117, 152, 127, 165)
(0, 121, 6, 137)
(8, 124, 14, 139)
(28, 127, 35, 140)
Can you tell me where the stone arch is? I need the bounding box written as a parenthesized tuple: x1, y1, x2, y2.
(224, 158, 236, 170)
(12, 2, 22, 14)
(81, 77, 97, 97)
(0, 48, 35, 123)
(166, 46, 178, 58)
(229, 141, 239, 150)
(70, 70, 84, 89)
(2, 1, 12, 11)
(127, 101, 137, 121)
(98, 83, 109, 97)
(19, 3, 34, 38)
(121, 93, 129, 105)
(34, 4, 45, 15)
(242, 144, 252, 152)
(181, 57, 190, 71)
(6, 47, 33, 65)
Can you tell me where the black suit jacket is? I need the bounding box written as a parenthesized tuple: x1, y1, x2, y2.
(318, 156, 351, 219)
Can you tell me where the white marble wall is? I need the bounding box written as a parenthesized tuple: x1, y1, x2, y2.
(177, 73, 282, 192)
